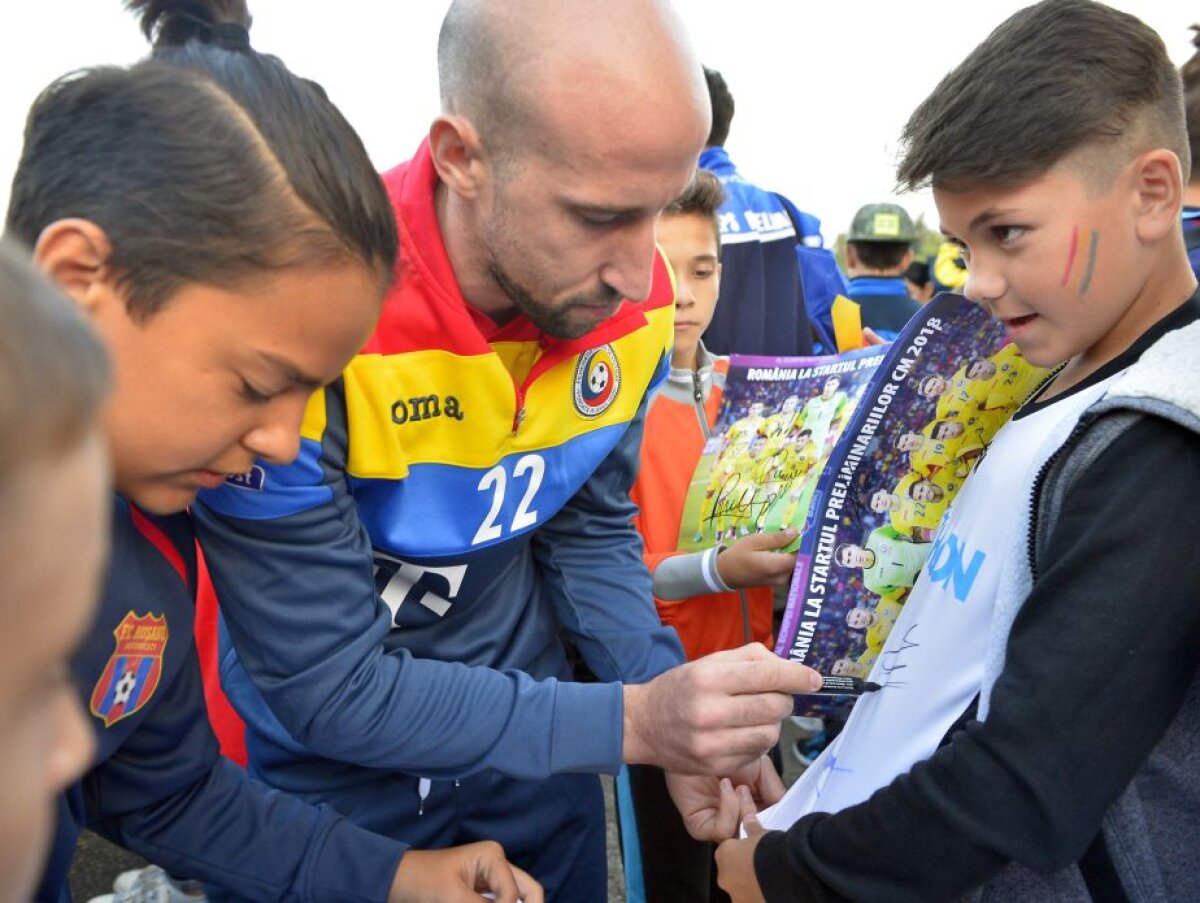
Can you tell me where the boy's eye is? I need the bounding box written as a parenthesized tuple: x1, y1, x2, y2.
(994, 225, 1025, 244)
(694, 266, 715, 280)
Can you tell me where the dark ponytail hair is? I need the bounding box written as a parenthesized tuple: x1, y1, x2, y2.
(5, 0, 397, 319)
(132, 0, 252, 44)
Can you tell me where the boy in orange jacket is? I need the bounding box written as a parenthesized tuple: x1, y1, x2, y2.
(621, 169, 797, 902)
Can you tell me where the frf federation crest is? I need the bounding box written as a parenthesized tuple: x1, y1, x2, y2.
(573, 344, 621, 417)
(89, 611, 169, 728)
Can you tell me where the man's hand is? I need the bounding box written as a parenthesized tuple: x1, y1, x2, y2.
(715, 791, 770, 903)
(666, 756, 785, 842)
(388, 841, 543, 903)
(716, 530, 798, 589)
(623, 644, 821, 774)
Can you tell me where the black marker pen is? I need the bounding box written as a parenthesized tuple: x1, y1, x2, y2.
(804, 675, 882, 697)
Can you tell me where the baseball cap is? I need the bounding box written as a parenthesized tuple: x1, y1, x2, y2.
(848, 203, 916, 243)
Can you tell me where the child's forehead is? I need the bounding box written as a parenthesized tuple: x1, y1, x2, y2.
(657, 211, 719, 244)
(932, 160, 1100, 234)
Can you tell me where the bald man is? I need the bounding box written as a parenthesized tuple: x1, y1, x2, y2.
(194, 1, 819, 897)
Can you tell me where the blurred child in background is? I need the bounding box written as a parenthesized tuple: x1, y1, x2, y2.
(0, 241, 110, 903)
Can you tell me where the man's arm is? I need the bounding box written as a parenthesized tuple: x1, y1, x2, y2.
(197, 386, 820, 782)
(743, 418, 1200, 902)
(194, 385, 627, 779)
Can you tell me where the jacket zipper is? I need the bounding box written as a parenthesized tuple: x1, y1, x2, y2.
(692, 370, 711, 440)
(1025, 416, 1091, 582)
(1014, 364, 1069, 582)
(512, 385, 526, 434)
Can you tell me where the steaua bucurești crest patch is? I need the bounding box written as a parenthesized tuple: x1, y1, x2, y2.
(89, 611, 168, 728)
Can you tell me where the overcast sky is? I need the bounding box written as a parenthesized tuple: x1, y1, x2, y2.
(1, 1, 1193, 243)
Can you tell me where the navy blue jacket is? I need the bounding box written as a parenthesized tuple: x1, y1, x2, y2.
(35, 497, 404, 903)
(846, 274, 922, 341)
(699, 147, 816, 357)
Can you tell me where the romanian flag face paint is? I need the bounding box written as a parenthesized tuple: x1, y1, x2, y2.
(1062, 225, 1099, 297)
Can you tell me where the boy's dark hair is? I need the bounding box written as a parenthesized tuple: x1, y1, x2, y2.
(0, 239, 109, 503)
(6, 0, 398, 320)
(904, 259, 931, 288)
(703, 66, 734, 148)
(1185, 26, 1200, 185)
(848, 241, 910, 271)
(663, 169, 726, 245)
(897, 0, 1189, 192)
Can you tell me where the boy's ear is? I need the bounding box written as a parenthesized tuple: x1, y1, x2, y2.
(1130, 148, 1183, 243)
(32, 219, 120, 314)
(429, 115, 489, 200)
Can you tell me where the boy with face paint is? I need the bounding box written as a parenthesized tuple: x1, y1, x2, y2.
(709, 2, 1200, 900)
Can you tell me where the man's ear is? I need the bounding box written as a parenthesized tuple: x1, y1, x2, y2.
(844, 244, 860, 269)
(429, 115, 490, 200)
(1130, 148, 1183, 243)
(32, 219, 118, 314)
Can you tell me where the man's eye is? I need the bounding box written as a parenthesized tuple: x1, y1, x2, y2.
(578, 212, 618, 228)
(240, 380, 273, 404)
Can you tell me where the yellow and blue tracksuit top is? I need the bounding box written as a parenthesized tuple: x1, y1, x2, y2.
(194, 141, 686, 803)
